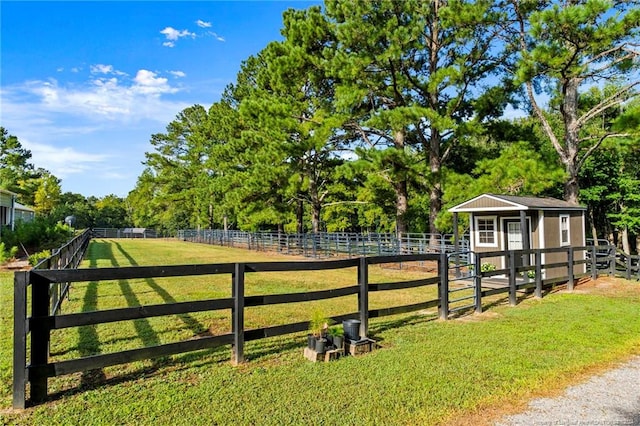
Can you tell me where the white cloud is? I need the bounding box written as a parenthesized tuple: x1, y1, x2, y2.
(1, 63, 224, 196)
(90, 64, 127, 76)
(2, 69, 186, 123)
(132, 70, 178, 95)
(160, 26, 195, 47)
(71, 67, 81, 73)
(196, 19, 211, 28)
(21, 139, 109, 179)
(90, 64, 114, 74)
(210, 32, 225, 42)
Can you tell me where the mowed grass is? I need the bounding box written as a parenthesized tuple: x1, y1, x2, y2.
(1, 239, 640, 425)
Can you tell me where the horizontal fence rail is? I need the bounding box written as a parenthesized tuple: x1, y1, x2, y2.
(178, 230, 470, 260)
(13, 242, 631, 408)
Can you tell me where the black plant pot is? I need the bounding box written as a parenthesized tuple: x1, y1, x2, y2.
(314, 338, 327, 354)
(307, 334, 316, 350)
(343, 319, 361, 341)
(332, 335, 344, 349)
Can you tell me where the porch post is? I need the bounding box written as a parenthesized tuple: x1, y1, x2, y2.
(519, 210, 530, 266)
(453, 212, 459, 250)
(10, 195, 16, 231)
(453, 212, 460, 277)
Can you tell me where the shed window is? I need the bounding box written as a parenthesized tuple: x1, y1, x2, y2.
(476, 216, 497, 247)
(560, 215, 570, 246)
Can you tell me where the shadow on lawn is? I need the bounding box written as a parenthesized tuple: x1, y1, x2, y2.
(113, 242, 208, 337)
(46, 347, 230, 403)
(77, 242, 108, 387)
(70, 241, 218, 393)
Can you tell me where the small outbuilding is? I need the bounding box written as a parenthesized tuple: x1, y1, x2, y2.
(449, 194, 587, 279)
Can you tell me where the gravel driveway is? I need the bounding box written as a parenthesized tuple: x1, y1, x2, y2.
(496, 356, 640, 425)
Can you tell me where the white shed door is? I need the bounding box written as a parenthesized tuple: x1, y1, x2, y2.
(507, 222, 523, 250)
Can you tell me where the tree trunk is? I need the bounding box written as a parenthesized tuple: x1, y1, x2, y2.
(562, 77, 581, 204)
(427, 7, 442, 248)
(296, 199, 304, 234)
(308, 171, 321, 234)
(563, 167, 580, 204)
(621, 225, 630, 255)
(311, 202, 321, 234)
(589, 208, 598, 242)
(393, 129, 408, 235)
(428, 127, 442, 248)
(395, 180, 408, 235)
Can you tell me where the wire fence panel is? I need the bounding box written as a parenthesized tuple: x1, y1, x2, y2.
(177, 230, 470, 260)
(92, 228, 162, 239)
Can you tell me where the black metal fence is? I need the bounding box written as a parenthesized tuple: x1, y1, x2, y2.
(14, 240, 629, 409)
(178, 230, 470, 259)
(91, 228, 162, 239)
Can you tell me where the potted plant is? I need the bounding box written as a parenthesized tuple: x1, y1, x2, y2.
(308, 310, 333, 353)
(327, 325, 344, 350)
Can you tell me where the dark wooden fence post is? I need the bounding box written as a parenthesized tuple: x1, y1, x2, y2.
(591, 246, 597, 280)
(535, 250, 543, 298)
(508, 250, 517, 306)
(13, 272, 28, 409)
(30, 275, 51, 403)
(474, 252, 482, 314)
(567, 247, 574, 291)
(358, 257, 369, 338)
(232, 263, 245, 365)
(439, 253, 449, 320)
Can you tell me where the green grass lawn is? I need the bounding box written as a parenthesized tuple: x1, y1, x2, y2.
(1, 239, 639, 425)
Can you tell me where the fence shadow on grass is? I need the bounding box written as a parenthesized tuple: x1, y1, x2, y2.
(77, 242, 107, 387)
(113, 242, 209, 337)
(47, 348, 231, 403)
(107, 243, 165, 368)
(368, 313, 437, 341)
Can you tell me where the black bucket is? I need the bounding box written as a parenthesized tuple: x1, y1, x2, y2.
(343, 319, 361, 341)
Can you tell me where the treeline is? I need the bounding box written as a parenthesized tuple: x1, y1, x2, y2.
(127, 1, 639, 251)
(0, 127, 129, 256)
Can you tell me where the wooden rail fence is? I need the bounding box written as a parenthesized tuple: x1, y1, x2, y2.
(12, 243, 632, 408)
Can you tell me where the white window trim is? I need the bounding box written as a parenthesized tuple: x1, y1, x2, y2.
(560, 214, 570, 246)
(475, 215, 498, 247)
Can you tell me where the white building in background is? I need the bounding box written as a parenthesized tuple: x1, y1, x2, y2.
(1, 189, 35, 237)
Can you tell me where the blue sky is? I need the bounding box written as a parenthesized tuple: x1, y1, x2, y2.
(1, 1, 319, 198)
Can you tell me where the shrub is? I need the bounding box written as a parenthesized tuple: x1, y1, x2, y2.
(28, 250, 51, 266)
(1, 217, 73, 254)
(480, 262, 497, 272)
(0, 242, 18, 263)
